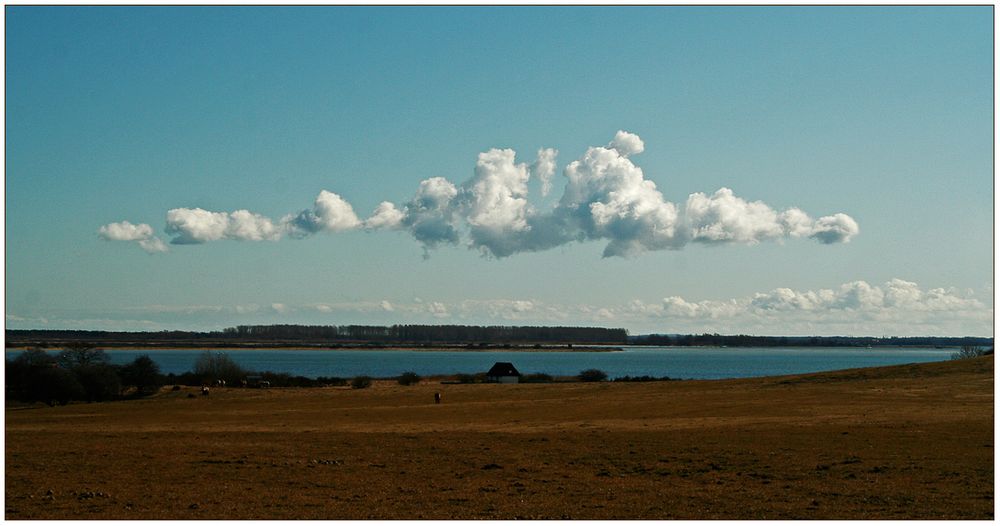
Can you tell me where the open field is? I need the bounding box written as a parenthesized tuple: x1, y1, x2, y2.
(5, 356, 993, 519)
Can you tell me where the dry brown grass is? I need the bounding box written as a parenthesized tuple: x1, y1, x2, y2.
(5, 356, 993, 519)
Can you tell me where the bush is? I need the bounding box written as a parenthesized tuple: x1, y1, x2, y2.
(57, 343, 109, 370)
(952, 345, 989, 360)
(577, 369, 608, 382)
(521, 373, 553, 383)
(193, 351, 248, 384)
(351, 376, 373, 389)
(31, 367, 86, 406)
(75, 364, 122, 402)
(119, 355, 162, 396)
(613, 375, 673, 382)
(397, 372, 421, 386)
(316, 376, 348, 386)
(455, 372, 488, 384)
(9, 347, 122, 404)
(6, 349, 56, 401)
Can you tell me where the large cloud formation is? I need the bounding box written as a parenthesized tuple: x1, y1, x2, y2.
(99, 131, 859, 257)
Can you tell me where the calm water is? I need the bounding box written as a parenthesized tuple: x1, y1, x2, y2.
(5, 346, 955, 380)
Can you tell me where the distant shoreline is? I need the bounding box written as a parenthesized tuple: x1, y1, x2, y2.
(4, 342, 974, 353)
(3, 343, 623, 353)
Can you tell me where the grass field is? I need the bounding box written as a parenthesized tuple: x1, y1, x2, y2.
(5, 355, 993, 519)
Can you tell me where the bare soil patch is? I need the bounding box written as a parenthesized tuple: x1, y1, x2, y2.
(6, 356, 993, 519)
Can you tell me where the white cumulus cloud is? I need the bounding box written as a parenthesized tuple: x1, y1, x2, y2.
(608, 129, 645, 157)
(165, 208, 282, 244)
(98, 221, 169, 254)
(100, 131, 858, 259)
(364, 201, 405, 230)
(530, 147, 559, 197)
(810, 213, 860, 244)
(685, 188, 786, 244)
(283, 190, 362, 238)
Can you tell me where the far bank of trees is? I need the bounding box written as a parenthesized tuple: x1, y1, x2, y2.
(9, 326, 991, 350)
(7, 324, 629, 347)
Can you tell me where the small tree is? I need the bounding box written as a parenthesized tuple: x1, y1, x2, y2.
(193, 351, 247, 384)
(351, 376, 373, 389)
(75, 364, 122, 402)
(397, 372, 421, 386)
(13, 348, 56, 368)
(7, 349, 56, 401)
(952, 346, 988, 360)
(57, 343, 109, 370)
(120, 355, 162, 395)
(31, 367, 86, 406)
(521, 373, 553, 383)
(578, 369, 608, 382)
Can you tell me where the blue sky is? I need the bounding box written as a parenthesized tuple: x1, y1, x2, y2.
(5, 6, 994, 336)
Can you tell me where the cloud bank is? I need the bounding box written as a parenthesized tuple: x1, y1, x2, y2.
(623, 278, 989, 336)
(100, 131, 859, 257)
(40, 278, 983, 336)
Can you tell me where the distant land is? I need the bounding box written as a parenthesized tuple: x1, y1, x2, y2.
(4, 325, 992, 350)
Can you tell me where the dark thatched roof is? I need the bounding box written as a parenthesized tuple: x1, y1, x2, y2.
(486, 362, 520, 377)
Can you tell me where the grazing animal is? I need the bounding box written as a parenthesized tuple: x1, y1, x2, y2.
(215, 379, 226, 387)
(201, 386, 210, 396)
(434, 392, 442, 404)
(259, 380, 270, 388)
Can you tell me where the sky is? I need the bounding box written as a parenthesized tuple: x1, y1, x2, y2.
(5, 6, 994, 337)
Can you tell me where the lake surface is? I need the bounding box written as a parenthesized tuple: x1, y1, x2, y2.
(5, 346, 956, 380)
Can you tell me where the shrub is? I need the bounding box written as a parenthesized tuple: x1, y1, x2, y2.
(8, 347, 122, 404)
(952, 346, 989, 360)
(119, 355, 162, 396)
(31, 367, 86, 406)
(6, 349, 56, 401)
(259, 371, 291, 387)
(75, 364, 122, 402)
(455, 372, 489, 384)
(397, 372, 421, 386)
(577, 369, 608, 382)
(316, 376, 348, 386)
(351, 376, 373, 389)
(521, 373, 553, 383)
(56, 343, 109, 370)
(193, 351, 248, 385)
(613, 375, 673, 382)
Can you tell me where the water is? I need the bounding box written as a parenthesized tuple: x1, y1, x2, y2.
(5, 346, 956, 380)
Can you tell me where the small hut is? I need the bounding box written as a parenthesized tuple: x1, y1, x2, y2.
(486, 362, 521, 384)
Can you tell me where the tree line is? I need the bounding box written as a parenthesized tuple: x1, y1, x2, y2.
(7, 324, 630, 346)
(5, 347, 354, 405)
(6, 344, 162, 406)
